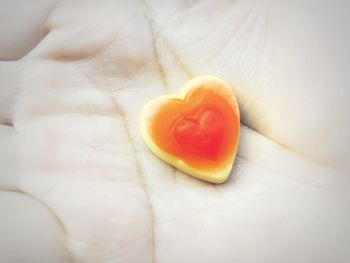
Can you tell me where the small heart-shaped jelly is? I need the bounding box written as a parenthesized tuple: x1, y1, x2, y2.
(140, 76, 240, 183)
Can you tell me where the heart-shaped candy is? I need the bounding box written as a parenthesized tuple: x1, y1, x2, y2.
(140, 76, 240, 183)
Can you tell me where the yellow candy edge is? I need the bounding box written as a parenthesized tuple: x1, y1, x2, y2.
(139, 76, 240, 184)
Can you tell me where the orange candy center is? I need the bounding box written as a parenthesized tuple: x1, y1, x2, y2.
(173, 107, 225, 161)
(150, 86, 239, 171)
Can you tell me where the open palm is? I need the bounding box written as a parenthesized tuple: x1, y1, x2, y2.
(1, 0, 349, 262)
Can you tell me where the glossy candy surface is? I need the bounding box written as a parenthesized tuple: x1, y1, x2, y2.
(140, 76, 240, 183)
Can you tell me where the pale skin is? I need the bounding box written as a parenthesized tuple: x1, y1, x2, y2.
(0, 0, 350, 262)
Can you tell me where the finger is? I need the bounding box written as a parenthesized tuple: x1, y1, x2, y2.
(24, 0, 135, 61)
(0, 190, 69, 262)
(0, 61, 20, 125)
(0, 0, 58, 60)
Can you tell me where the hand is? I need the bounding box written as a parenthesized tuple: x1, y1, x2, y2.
(1, 0, 349, 262)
